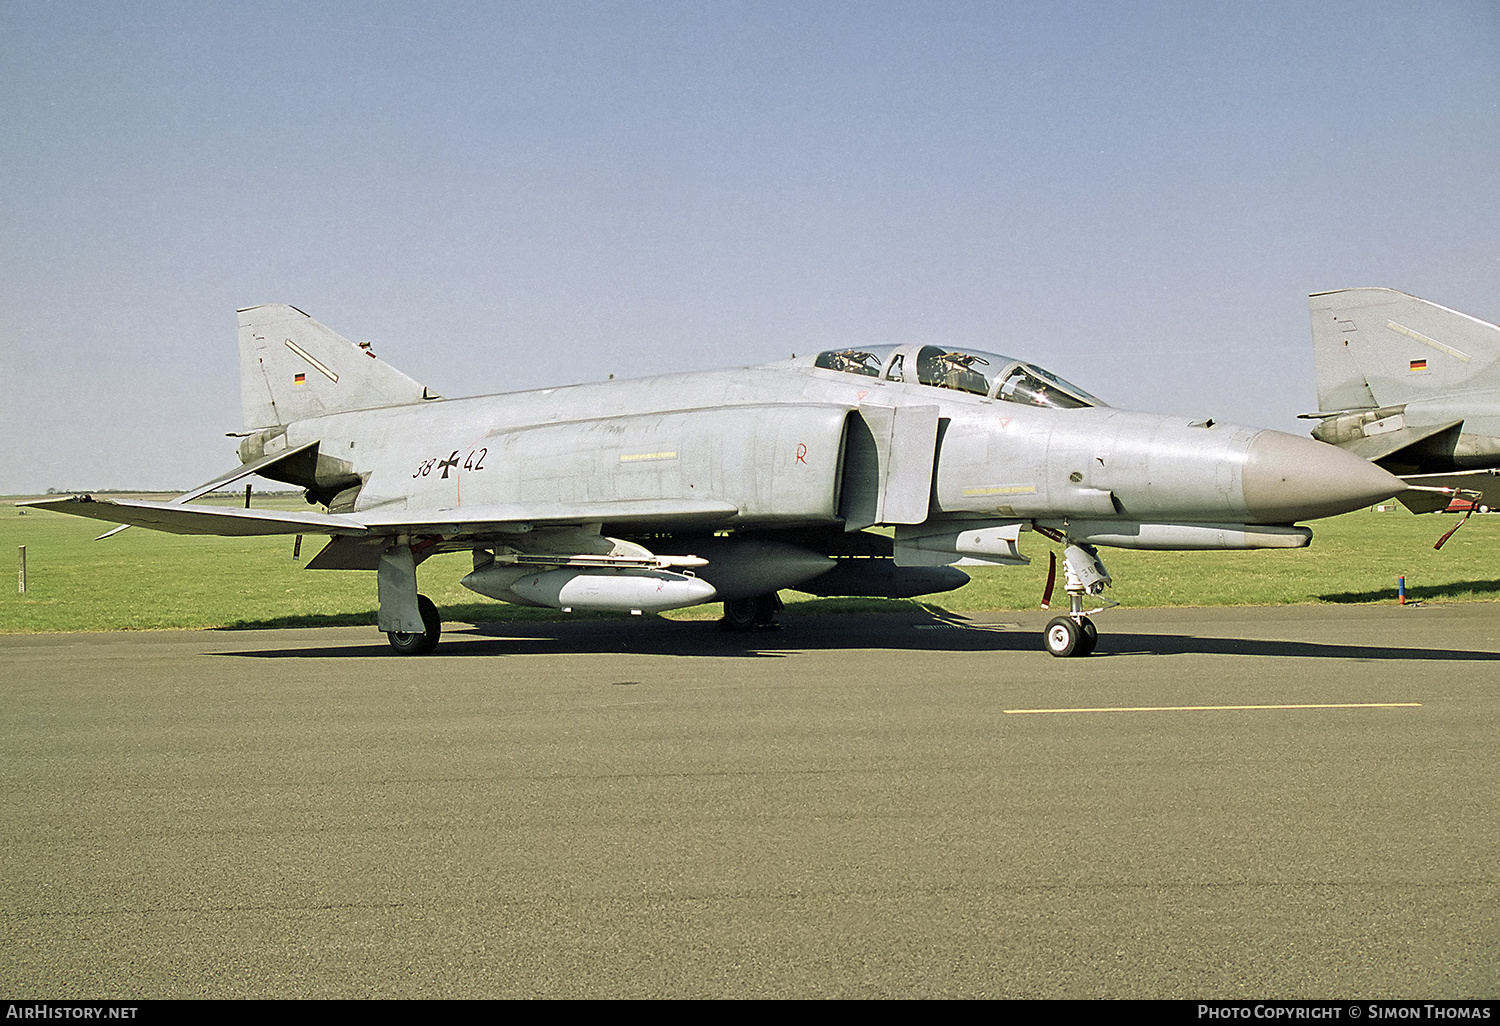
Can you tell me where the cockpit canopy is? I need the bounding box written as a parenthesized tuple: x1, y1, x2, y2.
(812, 344, 1105, 409)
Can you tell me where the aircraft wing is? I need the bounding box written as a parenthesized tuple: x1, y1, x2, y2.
(18, 495, 371, 537)
(19, 494, 739, 541)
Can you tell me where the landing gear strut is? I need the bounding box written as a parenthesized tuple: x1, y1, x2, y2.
(1043, 542, 1110, 658)
(721, 592, 782, 631)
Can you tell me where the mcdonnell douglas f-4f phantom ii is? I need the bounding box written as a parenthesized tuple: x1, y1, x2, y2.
(29, 304, 1403, 657)
(1304, 287, 1500, 519)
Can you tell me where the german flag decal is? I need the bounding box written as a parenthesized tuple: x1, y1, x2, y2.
(1409, 359, 1427, 372)
(294, 372, 307, 384)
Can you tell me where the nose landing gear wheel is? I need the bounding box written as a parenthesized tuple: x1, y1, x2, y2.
(1076, 616, 1097, 657)
(1044, 615, 1096, 658)
(387, 594, 441, 655)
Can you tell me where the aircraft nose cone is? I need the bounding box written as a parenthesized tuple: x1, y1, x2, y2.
(1242, 430, 1403, 522)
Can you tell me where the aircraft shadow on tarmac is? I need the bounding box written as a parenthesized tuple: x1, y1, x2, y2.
(216, 611, 1500, 662)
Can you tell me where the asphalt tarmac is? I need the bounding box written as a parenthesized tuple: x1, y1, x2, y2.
(2, 604, 1497, 999)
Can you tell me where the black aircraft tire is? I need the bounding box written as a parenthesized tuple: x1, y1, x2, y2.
(387, 594, 441, 655)
(1077, 617, 1098, 657)
(721, 597, 761, 632)
(721, 593, 780, 632)
(1043, 616, 1082, 658)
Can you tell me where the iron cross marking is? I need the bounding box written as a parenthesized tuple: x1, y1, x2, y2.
(438, 450, 461, 478)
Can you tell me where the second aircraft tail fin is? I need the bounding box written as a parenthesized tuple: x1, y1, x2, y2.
(238, 304, 440, 429)
(1309, 288, 1500, 412)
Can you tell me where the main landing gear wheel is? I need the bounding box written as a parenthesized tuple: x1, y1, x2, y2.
(1044, 615, 1096, 658)
(720, 593, 782, 632)
(387, 594, 441, 655)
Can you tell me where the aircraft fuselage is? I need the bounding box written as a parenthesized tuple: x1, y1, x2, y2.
(247, 355, 1390, 540)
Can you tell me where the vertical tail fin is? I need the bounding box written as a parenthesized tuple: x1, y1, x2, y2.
(238, 304, 439, 429)
(1310, 288, 1500, 412)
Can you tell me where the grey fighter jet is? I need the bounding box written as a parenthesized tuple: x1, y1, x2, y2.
(27, 304, 1401, 657)
(1303, 288, 1500, 514)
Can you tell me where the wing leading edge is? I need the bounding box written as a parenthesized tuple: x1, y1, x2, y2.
(19, 494, 739, 540)
(19, 495, 369, 537)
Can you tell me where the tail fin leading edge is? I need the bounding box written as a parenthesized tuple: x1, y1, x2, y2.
(1310, 288, 1500, 412)
(238, 304, 438, 429)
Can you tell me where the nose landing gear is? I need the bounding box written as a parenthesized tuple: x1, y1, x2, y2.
(1043, 542, 1111, 658)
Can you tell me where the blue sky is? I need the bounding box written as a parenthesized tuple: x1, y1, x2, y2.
(2, 0, 1497, 493)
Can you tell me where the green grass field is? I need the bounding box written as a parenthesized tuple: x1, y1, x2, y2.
(2, 498, 1496, 633)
